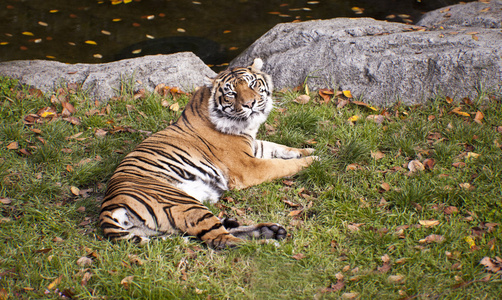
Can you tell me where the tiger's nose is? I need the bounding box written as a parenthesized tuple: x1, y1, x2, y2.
(242, 100, 256, 109)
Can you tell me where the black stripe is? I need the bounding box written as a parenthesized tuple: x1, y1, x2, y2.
(196, 222, 223, 239)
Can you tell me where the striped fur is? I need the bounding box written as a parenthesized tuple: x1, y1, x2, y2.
(99, 59, 316, 249)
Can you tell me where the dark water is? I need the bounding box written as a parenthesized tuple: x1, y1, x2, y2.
(0, 0, 471, 67)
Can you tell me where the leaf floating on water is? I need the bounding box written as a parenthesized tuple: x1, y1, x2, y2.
(131, 49, 142, 54)
(177, 28, 186, 33)
(101, 30, 111, 35)
(85, 40, 97, 45)
(38, 21, 48, 27)
(22, 32, 34, 36)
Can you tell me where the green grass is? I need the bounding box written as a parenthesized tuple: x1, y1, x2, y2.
(0, 76, 501, 299)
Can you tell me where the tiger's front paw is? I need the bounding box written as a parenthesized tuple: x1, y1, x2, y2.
(255, 223, 287, 240)
(300, 148, 316, 156)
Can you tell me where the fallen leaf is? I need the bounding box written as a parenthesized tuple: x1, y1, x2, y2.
(81, 271, 92, 286)
(419, 220, 440, 227)
(466, 152, 480, 159)
(366, 114, 385, 124)
(451, 107, 470, 117)
(352, 100, 378, 111)
(169, 102, 180, 112)
(95, 128, 107, 138)
(342, 292, 359, 299)
(388, 275, 405, 284)
(128, 254, 144, 266)
(419, 234, 445, 244)
(408, 160, 424, 172)
(423, 158, 435, 170)
(283, 200, 301, 208)
(6, 141, 18, 150)
(70, 186, 80, 196)
(318, 88, 334, 103)
(480, 257, 502, 274)
(342, 90, 353, 98)
(345, 163, 362, 171)
(452, 162, 466, 168)
(292, 253, 305, 260)
(347, 115, 360, 122)
(371, 150, 385, 160)
(443, 206, 459, 215)
(474, 111, 484, 124)
(289, 209, 303, 217)
(47, 275, 63, 290)
(337, 99, 349, 109)
(459, 182, 474, 190)
(120, 276, 134, 289)
(0, 198, 12, 205)
(76, 256, 93, 267)
(380, 182, 391, 191)
(293, 94, 310, 104)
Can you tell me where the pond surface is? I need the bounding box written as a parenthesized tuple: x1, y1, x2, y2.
(1, 0, 471, 67)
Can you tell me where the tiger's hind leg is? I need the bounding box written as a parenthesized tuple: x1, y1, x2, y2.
(222, 218, 287, 241)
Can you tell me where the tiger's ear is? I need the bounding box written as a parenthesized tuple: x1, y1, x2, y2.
(250, 58, 264, 72)
(204, 76, 215, 88)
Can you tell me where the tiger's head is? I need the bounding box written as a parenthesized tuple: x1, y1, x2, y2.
(207, 58, 273, 137)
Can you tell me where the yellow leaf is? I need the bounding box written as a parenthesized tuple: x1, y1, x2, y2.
(40, 111, 55, 118)
(348, 115, 359, 122)
(342, 90, 353, 98)
(47, 275, 63, 290)
(169, 102, 180, 112)
(112, 18, 122, 22)
(464, 236, 476, 248)
(49, 9, 59, 13)
(85, 40, 97, 45)
(451, 107, 470, 117)
(22, 31, 34, 36)
(467, 152, 480, 159)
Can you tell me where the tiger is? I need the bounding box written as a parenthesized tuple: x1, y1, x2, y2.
(99, 58, 317, 249)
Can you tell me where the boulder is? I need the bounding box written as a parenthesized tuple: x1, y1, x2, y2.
(230, 7, 502, 106)
(0, 52, 216, 101)
(416, 0, 502, 29)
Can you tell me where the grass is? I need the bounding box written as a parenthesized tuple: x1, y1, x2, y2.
(0, 76, 501, 299)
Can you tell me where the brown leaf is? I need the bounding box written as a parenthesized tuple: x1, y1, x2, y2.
(371, 150, 385, 160)
(293, 95, 310, 104)
(133, 89, 146, 100)
(81, 271, 92, 286)
(70, 186, 80, 196)
(342, 292, 359, 299)
(283, 200, 301, 208)
(474, 111, 484, 124)
(318, 88, 334, 103)
(0, 198, 12, 205)
(480, 257, 502, 274)
(380, 182, 391, 191)
(337, 99, 349, 109)
(289, 209, 303, 217)
(6, 141, 18, 150)
(444, 206, 459, 215)
(452, 162, 466, 168)
(345, 163, 362, 171)
(423, 158, 435, 170)
(95, 128, 107, 138)
(62, 101, 76, 114)
(63, 116, 81, 125)
(76, 256, 93, 267)
(419, 220, 440, 227)
(120, 276, 134, 289)
(128, 254, 144, 266)
(387, 275, 405, 283)
(419, 234, 445, 244)
(321, 280, 345, 293)
(366, 114, 385, 124)
(292, 253, 305, 260)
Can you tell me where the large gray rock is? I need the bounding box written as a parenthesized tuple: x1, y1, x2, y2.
(417, 0, 502, 29)
(0, 52, 216, 101)
(230, 17, 502, 106)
